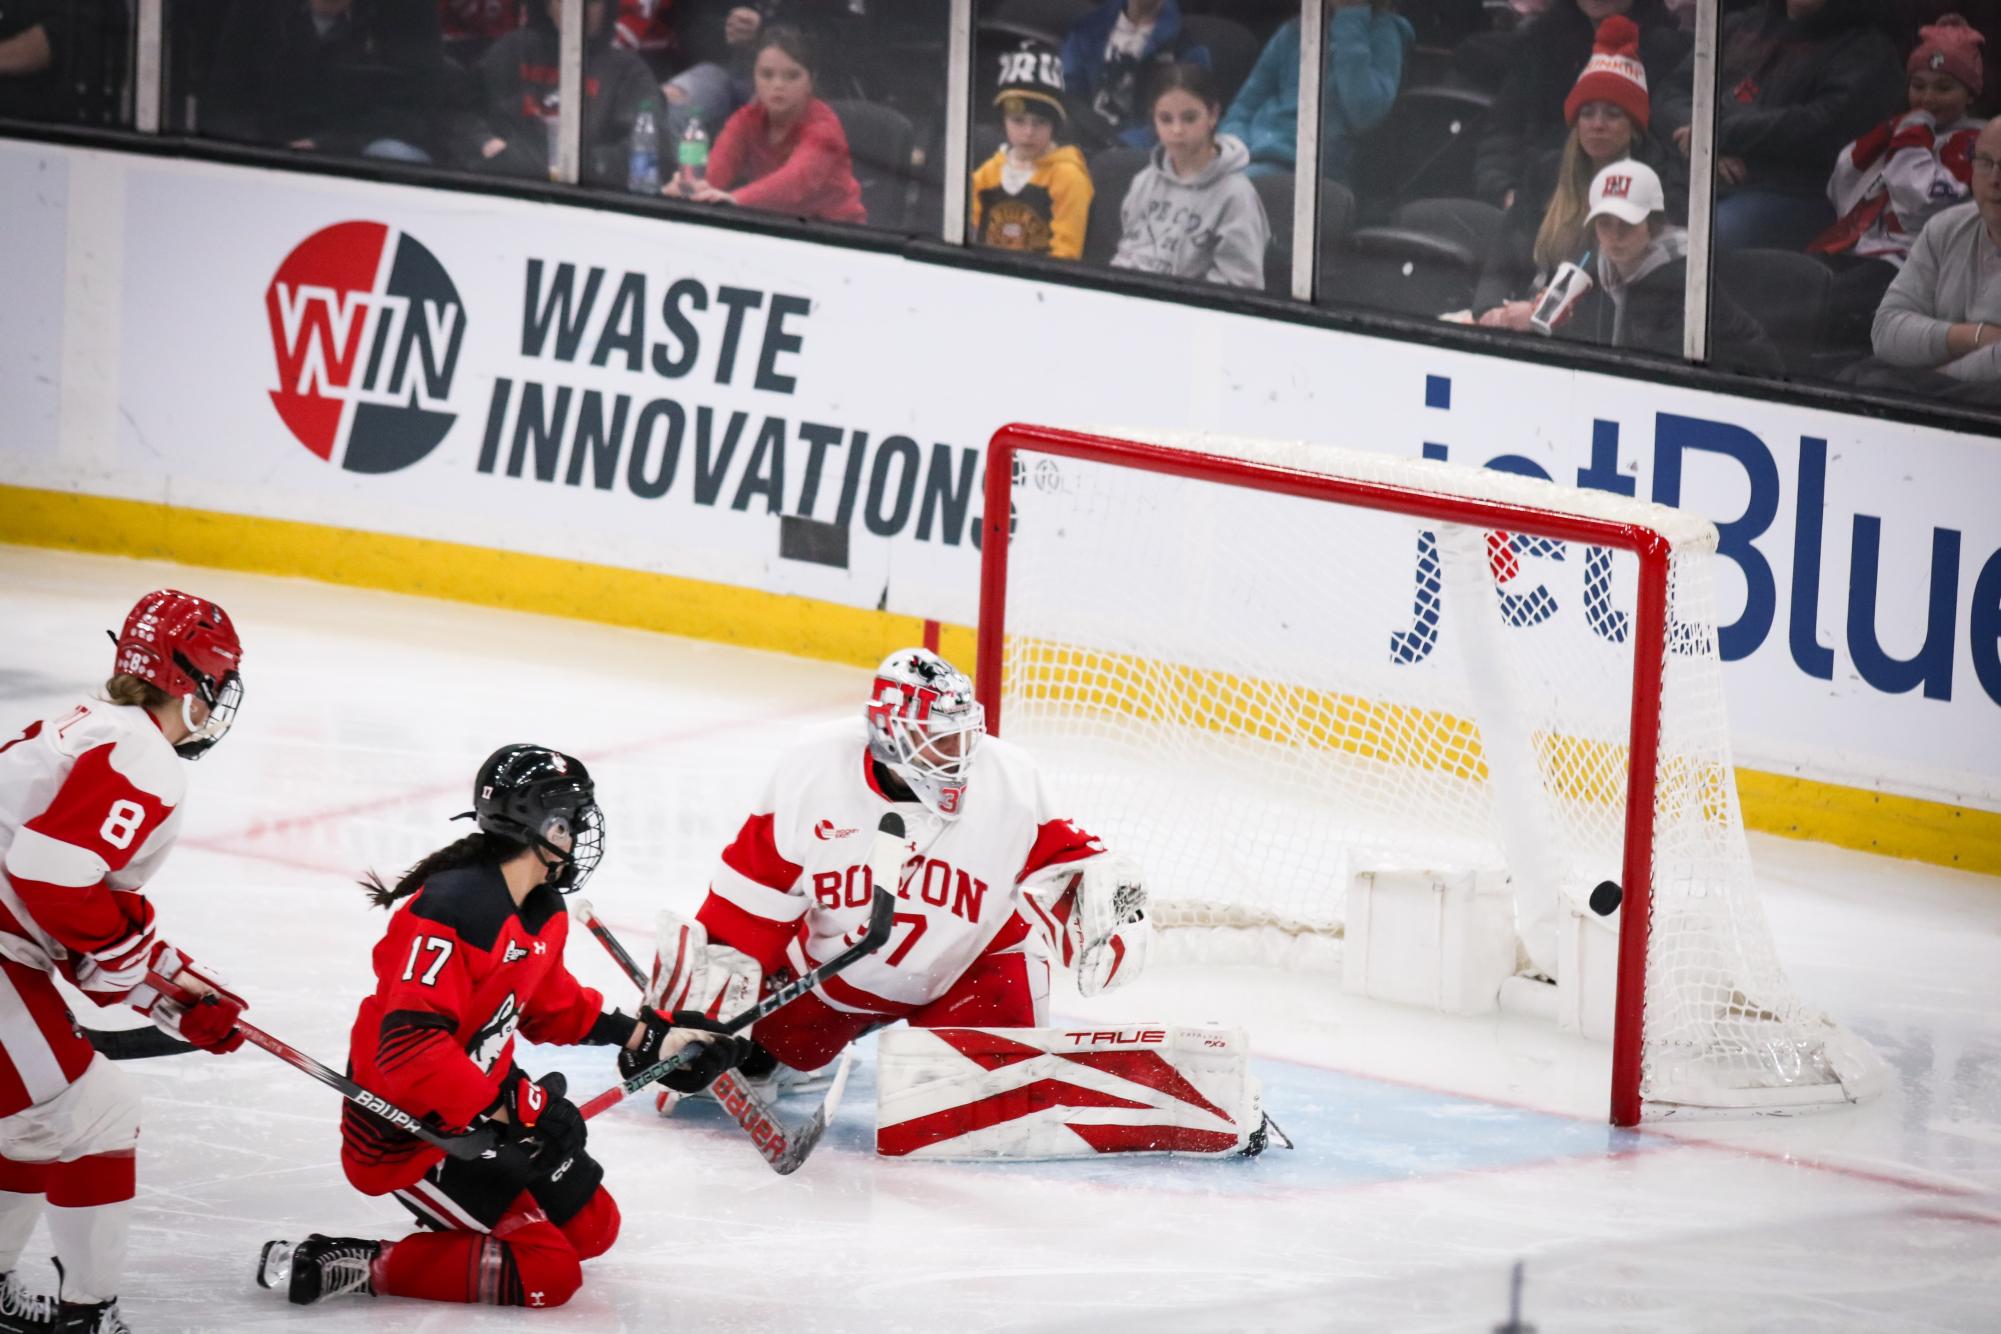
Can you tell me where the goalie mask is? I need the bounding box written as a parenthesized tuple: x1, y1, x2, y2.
(460, 744, 606, 894)
(109, 589, 245, 760)
(865, 649, 985, 819)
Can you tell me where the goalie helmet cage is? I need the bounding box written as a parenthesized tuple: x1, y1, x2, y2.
(974, 424, 1883, 1127)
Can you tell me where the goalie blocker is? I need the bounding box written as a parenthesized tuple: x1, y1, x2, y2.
(875, 1026, 1275, 1159)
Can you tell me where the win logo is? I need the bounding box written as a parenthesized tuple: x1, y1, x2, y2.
(264, 221, 465, 474)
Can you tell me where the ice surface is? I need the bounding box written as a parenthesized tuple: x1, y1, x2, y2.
(2, 547, 1996, 1332)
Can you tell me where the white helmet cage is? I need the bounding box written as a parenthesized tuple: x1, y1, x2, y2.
(864, 649, 985, 818)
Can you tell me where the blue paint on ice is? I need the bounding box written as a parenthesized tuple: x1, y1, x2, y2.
(600, 1039, 1655, 1196)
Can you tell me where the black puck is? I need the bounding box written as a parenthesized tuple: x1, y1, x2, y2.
(1589, 880, 1623, 916)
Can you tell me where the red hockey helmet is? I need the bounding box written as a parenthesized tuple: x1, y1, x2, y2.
(110, 590, 245, 758)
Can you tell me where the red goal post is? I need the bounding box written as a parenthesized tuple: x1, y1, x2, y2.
(974, 424, 1882, 1127)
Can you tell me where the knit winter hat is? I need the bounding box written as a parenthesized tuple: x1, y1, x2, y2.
(1565, 16, 1651, 131)
(994, 40, 1068, 128)
(1908, 14, 1985, 98)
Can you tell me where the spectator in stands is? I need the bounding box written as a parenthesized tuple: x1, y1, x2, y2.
(1811, 16, 1986, 349)
(468, 0, 664, 188)
(656, 2, 859, 147)
(666, 25, 865, 223)
(0, 0, 113, 124)
(1219, 0, 1414, 184)
(1658, 0, 1905, 251)
(1475, 16, 1684, 328)
(1473, 0, 1687, 208)
(972, 43, 1094, 259)
(1865, 118, 2001, 386)
(207, 0, 447, 161)
(441, 0, 520, 64)
(1059, 0, 1211, 149)
(1112, 63, 1270, 288)
(1553, 159, 1781, 367)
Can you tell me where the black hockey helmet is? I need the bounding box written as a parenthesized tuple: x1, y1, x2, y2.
(458, 744, 605, 894)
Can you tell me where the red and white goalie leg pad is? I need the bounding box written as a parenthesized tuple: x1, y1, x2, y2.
(875, 1026, 1265, 1160)
(646, 912, 761, 1117)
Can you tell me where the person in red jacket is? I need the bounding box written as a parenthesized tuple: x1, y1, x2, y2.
(0, 589, 249, 1333)
(255, 745, 743, 1309)
(664, 24, 866, 223)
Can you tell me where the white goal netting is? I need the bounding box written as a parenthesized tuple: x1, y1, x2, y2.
(987, 427, 1883, 1119)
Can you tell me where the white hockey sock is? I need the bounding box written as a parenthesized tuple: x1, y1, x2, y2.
(47, 1201, 128, 1304)
(0, 1190, 42, 1273)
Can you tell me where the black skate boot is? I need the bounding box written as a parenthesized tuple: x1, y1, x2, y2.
(0, 1271, 56, 1334)
(52, 1299, 130, 1334)
(257, 1235, 379, 1305)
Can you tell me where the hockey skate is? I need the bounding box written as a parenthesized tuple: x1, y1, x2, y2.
(0, 1271, 56, 1334)
(51, 1299, 131, 1334)
(257, 1235, 379, 1305)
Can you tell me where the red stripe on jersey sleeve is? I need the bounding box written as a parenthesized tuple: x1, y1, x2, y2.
(696, 892, 801, 977)
(720, 813, 803, 893)
(1016, 819, 1103, 884)
(11, 744, 171, 954)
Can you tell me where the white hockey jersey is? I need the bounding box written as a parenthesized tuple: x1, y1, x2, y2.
(0, 700, 186, 1113)
(696, 718, 1102, 1014)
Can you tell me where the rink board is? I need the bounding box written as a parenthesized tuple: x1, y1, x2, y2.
(1, 139, 1998, 871)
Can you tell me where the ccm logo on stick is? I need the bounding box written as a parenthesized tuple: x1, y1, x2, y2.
(1064, 1030, 1166, 1045)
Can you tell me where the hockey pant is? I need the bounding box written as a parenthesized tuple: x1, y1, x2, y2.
(0, 959, 142, 1306)
(755, 946, 1050, 1073)
(377, 1143, 618, 1309)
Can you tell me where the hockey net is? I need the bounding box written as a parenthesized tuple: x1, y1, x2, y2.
(976, 425, 1883, 1125)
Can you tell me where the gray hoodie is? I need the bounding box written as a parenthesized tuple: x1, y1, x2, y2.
(1592, 226, 1690, 347)
(1110, 134, 1271, 290)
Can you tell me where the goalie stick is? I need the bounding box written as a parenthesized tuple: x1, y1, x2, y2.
(574, 812, 905, 1123)
(144, 971, 501, 1161)
(572, 899, 853, 1175)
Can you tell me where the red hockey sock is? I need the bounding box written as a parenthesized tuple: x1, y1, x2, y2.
(375, 1206, 584, 1308)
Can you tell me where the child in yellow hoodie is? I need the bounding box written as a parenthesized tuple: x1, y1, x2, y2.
(971, 42, 1095, 260)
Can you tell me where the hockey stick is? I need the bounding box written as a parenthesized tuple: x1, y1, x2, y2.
(574, 812, 906, 1123)
(572, 898, 849, 1175)
(85, 1024, 196, 1060)
(144, 972, 500, 1161)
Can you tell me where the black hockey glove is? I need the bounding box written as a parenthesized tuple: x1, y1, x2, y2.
(619, 1009, 746, 1095)
(493, 1070, 587, 1169)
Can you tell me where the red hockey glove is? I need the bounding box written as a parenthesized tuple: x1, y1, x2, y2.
(71, 894, 160, 1000)
(136, 948, 248, 1054)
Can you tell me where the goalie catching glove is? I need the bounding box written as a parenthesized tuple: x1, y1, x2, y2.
(1022, 853, 1151, 997)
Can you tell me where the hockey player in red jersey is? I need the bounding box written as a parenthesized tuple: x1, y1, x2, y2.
(0, 589, 249, 1333)
(652, 648, 1153, 1097)
(257, 744, 743, 1310)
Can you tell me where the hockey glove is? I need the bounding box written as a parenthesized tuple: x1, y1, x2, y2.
(495, 1071, 587, 1169)
(68, 892, 159, 1000)
(1023, 854, 1152, 998)
(620, 1009, 746, 1095)
(133, 946, 248, 1054)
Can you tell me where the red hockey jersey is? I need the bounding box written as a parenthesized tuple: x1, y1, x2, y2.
(342, 864, 605, 1192)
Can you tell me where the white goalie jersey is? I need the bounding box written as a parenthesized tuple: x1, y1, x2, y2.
(694, 718, 1111, 1014)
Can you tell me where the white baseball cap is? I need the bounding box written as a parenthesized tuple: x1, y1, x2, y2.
(1585, 160, 1667, 226)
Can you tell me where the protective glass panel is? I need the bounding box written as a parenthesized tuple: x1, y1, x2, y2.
(1706, 5, 2001, 416)
(173, 0, 456, 166)
(626, 1, 945, 235)
(1322, 0, 1696, 360)
(3, 0, 132, 128)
